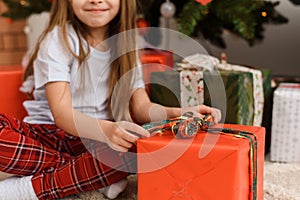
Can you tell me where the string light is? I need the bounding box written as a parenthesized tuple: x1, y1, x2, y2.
(19, 0, 26, 6)
(261, 11, 267, 17)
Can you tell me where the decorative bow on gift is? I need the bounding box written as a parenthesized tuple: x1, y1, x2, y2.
(142, 112, 212, 139)
(142, 112, 259, 200)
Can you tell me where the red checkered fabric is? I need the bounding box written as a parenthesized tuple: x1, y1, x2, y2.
(0, 114, 136, 200)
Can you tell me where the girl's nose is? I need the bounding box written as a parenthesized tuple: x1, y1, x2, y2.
(89, 0, 103, 4)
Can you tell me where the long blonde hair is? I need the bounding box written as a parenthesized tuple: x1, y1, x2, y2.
(24, 0, 138, 121)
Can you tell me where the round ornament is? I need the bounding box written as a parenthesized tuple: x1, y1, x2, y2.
(160, 1, 176, 18)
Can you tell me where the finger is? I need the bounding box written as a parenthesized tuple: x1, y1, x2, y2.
(193, 111, 205, 119)
(198, 105, 212, 114)
(187, 109, 202, 118)
(117, 121, 150, 138)
(212, 108, 222, 124)
(109, 126, 137, 147)
(105, 129, 135, 151)
(108, 142, 128, 152)
(117, 136, 135, 149)
(216, 109, 222, 122)
(110, 133, 135, 151)
(121, 129, 140, 143)
(182, 108, 202, 118)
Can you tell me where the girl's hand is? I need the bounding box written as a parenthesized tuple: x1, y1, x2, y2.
(100, 121, 150, 152)
(183, 105, 222, 124)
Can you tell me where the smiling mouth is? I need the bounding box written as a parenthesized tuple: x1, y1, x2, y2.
(86, 8, 108, 12)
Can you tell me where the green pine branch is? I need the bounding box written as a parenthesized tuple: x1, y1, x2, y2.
(212, 0, 260, 40)
(175, 0, 288, 48)
(1, 0, 51, 20)
(177, 0, 209, 36)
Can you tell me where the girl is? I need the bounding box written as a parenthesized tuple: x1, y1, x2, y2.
(0, 0, 221, 199)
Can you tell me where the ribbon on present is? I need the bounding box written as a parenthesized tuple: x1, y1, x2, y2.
(142, 112, 258, 200)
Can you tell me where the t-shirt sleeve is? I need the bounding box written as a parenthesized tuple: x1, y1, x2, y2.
(34, 27, 74, 89)
(132, 58, 145, 89)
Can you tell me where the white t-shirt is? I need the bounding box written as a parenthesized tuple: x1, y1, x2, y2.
(23, 25, 145, 124)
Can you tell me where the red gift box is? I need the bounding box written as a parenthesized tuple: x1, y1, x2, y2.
(137, 124, 265, 200)
(0, 66, 28, 120)
(140, 49, 173, 92)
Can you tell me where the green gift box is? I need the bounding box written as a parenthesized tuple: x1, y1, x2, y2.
(203, 70, 254, 125)
(149, 70, 255, 125)
(149, 71, 181, 107)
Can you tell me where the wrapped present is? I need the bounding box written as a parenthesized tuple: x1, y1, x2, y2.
(217, 63, 264, 126)
(149, 69, 204, 107)
(203, 70, 254, 125)
(180, 69, 204, 107)
(150, 69, 205, 108)
(137, 123, 265, 200)
(179, 53, 265, 126)
(0, 66, 28, 119)
(270, 83, 300, 163)
(217, 59, 271, 151)
(150, 70, 255, 125)
(140, 49, 174, 68)
(150, 70, 181, 107)
(140, 49, 173, 92)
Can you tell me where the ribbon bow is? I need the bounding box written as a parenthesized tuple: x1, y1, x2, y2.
(142, 112, 213, 138)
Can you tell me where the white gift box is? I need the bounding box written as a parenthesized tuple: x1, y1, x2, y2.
(270, 83, 300, 162)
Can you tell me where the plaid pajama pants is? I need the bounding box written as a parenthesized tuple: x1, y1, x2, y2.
(0, 114, 137, 200)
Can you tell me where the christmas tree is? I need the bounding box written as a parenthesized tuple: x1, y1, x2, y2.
(139, 0, 288, 48)
(1, 0, 52, 20)
(1, 0, 288, 48)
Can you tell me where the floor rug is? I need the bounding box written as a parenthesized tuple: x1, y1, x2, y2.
(62, 161, 300, 200)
